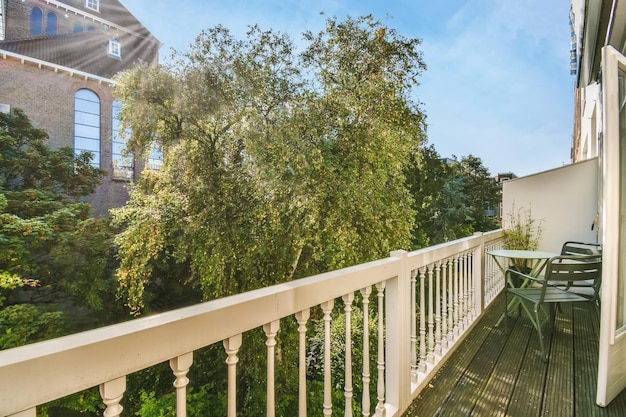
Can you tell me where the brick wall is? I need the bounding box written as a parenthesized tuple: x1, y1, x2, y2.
(6, 0, 110, 39)
(0, 57, 139, 217)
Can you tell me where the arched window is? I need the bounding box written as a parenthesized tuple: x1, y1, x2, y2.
(74, 89, 101, 168)
(30, 8, 43, 36)
(46, 12, 57, 35)
(112, 100, 134, 179)
(147, 145, 163, 171)
(73, 23, 84, 33)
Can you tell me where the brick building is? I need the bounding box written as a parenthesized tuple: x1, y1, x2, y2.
(0, 0, 161, 216)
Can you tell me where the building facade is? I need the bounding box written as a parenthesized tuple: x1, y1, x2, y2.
(0, 0, 161, 216)
(570, 0, 626, 406)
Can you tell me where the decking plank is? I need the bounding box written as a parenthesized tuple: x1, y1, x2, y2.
(542, 304, 575, 417)
(402, 296, 626, 417)
(407, 302, 502, 415)
(470, 315, 531, 417)
(572, 302, 603, 417)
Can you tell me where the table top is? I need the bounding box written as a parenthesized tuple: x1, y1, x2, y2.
(487, 249, 559, 259)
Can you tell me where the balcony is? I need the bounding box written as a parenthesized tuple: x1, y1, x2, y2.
(0, 229, 622, 416)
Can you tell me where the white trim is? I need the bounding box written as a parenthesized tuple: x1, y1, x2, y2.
(84, 0, 99, 13)
(108, 39, 121, 58)
(0, 49, 115, 85)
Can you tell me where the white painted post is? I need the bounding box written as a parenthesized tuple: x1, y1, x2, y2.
(295, 309, 310, 417)
(418, 267, 426, 373)
(224, 334, 243, 417)
(321, 300, 334, 417)
(264, 320, 280, 417)
(447, 259, 454, 345)
(386, 250, 411, 415)
(409, 269, 418, 384)
(360, 286, 372, 417)
(375, 281, 386, 417)
(170, 352, 193, 417)
(100, 377, 125, 417)
(427, 266, 434, 364)
(435, 262, 442, 357)
(343, 292, 355, 417)
(441, 260, 449, 350)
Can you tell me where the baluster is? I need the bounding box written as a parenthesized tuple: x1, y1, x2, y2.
(224, 334, 243, 417)
(418, 268, 427, 373)
(462, 252, 469, 327)
(343, 292, 355, 417)
(321, 300, 335, 417)
(453, 256, 460, 337)
(447, 258, 455, 344)
(427, 266, 435, 364)
(264, 320, 280, 417)
(467, 252, 476, 321)
(360, 286, 372, 417)
(100, 377, 125, 417)
(441, 260, 449, 350)
(409, 269, 418, 383)
(375, 281, 386, 417)
(457, 253, 464, 330)
(170, 352, 193, 417)
(434, 261, 442, 356)
(295, 309, 310, 417)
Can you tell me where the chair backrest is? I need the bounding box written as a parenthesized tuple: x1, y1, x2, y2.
(560, 241, 602, 257)
(544, 255, 602, 286)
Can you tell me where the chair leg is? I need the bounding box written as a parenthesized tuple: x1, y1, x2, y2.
(504, 291, 509, 333)
(533, 307, 548, 362)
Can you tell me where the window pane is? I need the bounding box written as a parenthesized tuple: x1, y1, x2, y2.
(30, 8, 42, 36)
(74, 89, 100, 168)
(112, 100, 133, 179)
(74, 111, 100, 126)
(46, 13, 57, 35)
(75, 124, 100, 139)
(75, 137, 100, 152)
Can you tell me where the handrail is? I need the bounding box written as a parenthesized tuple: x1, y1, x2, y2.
(0, 229, 505, 417)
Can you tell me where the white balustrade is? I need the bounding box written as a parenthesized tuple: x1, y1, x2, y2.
(263, 320, 280, 417)
(170, 352, 193, 417)
(321, 300, 335, 416)
(0, 230, 504, 417)
(375, 281, 386, 417)
(100, 377, 125, 417)
(224, 334, 242, 417)
(360, 286, 372, 417)
(295, 309, 310, 417)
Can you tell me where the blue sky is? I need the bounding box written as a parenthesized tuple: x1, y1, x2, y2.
(122, 0, 574, 178)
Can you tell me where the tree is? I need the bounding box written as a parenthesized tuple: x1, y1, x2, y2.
(113, 16, 427, 314)
(112, 16, 427, 416)
(455, 154, 499, 232)
(405, 149, 498, 247)
(0, 108, 118, 349)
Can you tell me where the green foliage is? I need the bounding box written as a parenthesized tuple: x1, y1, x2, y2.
(503, 205, 543, 271)
(113, 15, 426, 314)
(0, 108, 119, 349)
(405, 148, 498, 248)
(503, 205, 542, 251)
(0, 304, 68, 349)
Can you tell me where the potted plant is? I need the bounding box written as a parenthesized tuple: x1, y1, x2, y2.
(502, 204, 543, 273)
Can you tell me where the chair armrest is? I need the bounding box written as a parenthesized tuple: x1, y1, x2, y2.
(506, 268, 542, 287)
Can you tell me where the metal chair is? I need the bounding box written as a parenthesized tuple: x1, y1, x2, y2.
(557, 241, 603, 303)
(504, 255, 602, 362)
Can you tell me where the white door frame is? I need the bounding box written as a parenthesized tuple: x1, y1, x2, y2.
(597, 44, 626, 406)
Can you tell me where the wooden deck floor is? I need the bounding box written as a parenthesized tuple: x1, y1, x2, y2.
(403, 295, 626, 417)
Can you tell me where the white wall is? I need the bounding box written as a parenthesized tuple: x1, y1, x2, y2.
(502, 158, 599, 253)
